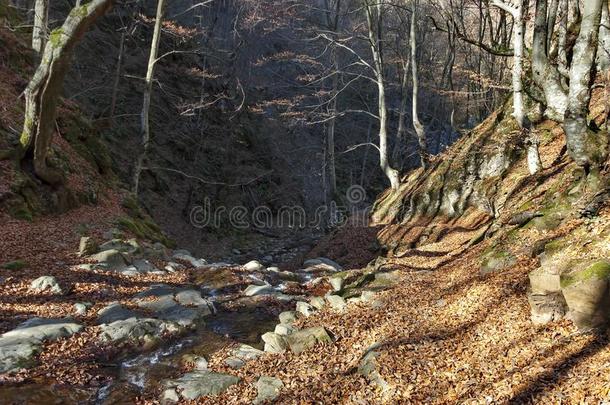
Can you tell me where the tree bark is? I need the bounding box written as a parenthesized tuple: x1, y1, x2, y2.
(20, 0, 114, 185)
(133, 0, 166, 195)
(31, 0, 48, 53)
(411, 0, 428, 169)
(564, 0, 604, 167)
(532, 0, 568, 121)
(365, 0, 400, 190)
(108, 28, 127, 124)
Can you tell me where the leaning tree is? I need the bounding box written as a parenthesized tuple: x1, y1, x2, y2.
(20, 0, 114, 185)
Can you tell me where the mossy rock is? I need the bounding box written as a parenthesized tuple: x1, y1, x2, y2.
(116, 216, 175, 249)
(560, 261, 610, 289)
(1, 259, 27, 270)
(480, 249, 516, 275)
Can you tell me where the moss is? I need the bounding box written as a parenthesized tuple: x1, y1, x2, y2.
(543, 239, 567, 257)
(116, 216, 176, 249)
(560, 261, 610, 289)
(69, 4, 89, 18)
(1, 259, 27, 270)
(49, 28, 64, 48)
(480, 249, 516, 275)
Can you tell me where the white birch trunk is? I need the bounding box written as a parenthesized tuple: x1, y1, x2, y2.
(133, 0, 166, 195)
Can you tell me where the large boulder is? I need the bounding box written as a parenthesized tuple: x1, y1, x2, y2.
(0, 318, 83, 373)
(163, 371, 240, 401)
(561, 261, 610, 330)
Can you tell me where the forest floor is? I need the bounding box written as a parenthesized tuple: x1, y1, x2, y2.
(0, 199, 609, 404)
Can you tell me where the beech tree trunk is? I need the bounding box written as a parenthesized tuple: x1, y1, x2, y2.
(411, 0, 428, 169)
(532, 0, 568, 121)
(365, 0, 400, 190)
(564, 0, 604, 167)
(133, 0, 166, 195)
(493, 0, 542, 174)
(20, 0, 114, 185)
(31, 0, 48, 53)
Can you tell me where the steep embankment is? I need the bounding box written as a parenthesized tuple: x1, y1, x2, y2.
(194, 96, 610, 403)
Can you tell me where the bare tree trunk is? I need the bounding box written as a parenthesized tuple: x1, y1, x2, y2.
(411, 0, 428, 169)
(597, 0, 610, 71)
(392, 58, 410, 166)
(108, 28, 126, 124)
(31, 0, 48, 53)
(20, 0, 114, 184)
(564, 0, 604, 167)
(532, 0, 568, 121)
(365, 0, 400, 190)
(324, 0, 341, 199)
(133, 0, 166, 195)
(493, 0, 541, 174)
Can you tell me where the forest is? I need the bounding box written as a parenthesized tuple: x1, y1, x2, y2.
(0, 0, 610, 403)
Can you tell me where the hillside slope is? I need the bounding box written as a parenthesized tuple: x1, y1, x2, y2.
(195, 95, 610, 403)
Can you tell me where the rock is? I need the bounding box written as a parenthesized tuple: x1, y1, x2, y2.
(527, 291, 567, 324)
(303, 258, 342, 271)
(274, 324, 296, 336)
(507, 211, 543, 226)
(329, 277, 343, 292)
(173, 249, 192, 257)
(254, 376, 284, 404)
(326, 294, 347, 311)
(29, 276, 64, 295)
(480, 249, 516, 275)
(73, 302, 91, 316)
(97, 302, 139, 325)
(0, 318, 83, 373)
(358, 344, 395, 399)
(225, 357, 246, 369)
(232, 249, 241, 255)
(164, 371, 240, 400)
(135, 284, 175, 300)
(99, 239, 140, 254)
(243, 260, 264, 272)
(285, 327, 333, 354)
(133, 259, 160, 273)
(99, 317, 181, 347)
(296, 301, 315, 317)
(173, 253, 207, 268)
(232, 344, 264, 361)
(262, 332, 287, 353)
(175, 290, 213, 312)
(182, 354, 208, 370)
(90, 249, 129, 271)
(561, 261, 610, 330)
(161, 388, 180, 404)
(78, 236, 98, 257)
(0, 336, 40, 373)
(309, 296, 326, 310)
(3, 318, 82, 341)
(165, 262, 185, 272)
(529, 267, 561, 294)
(278, 311, 297, 325)
(360, 291, 377, 303)
(244, 284, 276, 297)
